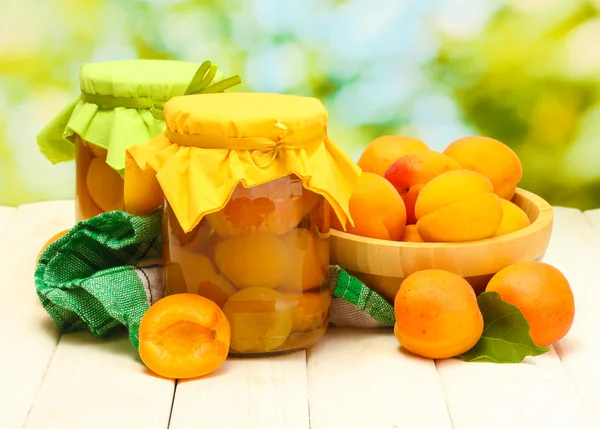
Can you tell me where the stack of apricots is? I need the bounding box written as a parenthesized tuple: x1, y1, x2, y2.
(335, 135, 575, 360)
(133, 134, 575, 377)
(334, 135, 528, 243)
(76, 140, 125, 219)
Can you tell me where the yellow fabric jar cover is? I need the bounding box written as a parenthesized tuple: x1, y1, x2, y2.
(125, 92, 361, 233)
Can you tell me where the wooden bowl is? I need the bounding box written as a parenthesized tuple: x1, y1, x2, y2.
(329, 188, 554, 303)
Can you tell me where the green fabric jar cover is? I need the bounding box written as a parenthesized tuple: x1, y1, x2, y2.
(36, 60, 242, 174)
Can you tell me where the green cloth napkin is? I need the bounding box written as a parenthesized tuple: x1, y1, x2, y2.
(36, 59, 241, 174)
(35, 209, 163, 349)
(35, 210, 395, 350)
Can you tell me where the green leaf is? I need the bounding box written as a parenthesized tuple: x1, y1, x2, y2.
(459, 291, 550, 363)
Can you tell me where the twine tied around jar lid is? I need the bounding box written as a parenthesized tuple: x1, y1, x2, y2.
(80, 61, 242, 119)
(165, 121, 327, 168)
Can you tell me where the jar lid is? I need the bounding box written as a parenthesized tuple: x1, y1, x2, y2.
(79, 60, 219, 103)
(36, 60, 241, 174)
(126, 92, 362, 233)
(164, 92, 327, 139)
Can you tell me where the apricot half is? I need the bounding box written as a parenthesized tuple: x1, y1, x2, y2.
(223, 287, 294, 353)
(214, 232, 290, 289)
(139, 293, 231, 379)
(206, 177, 304, 237)
(168, 247, 236, 307)
(86, 158, 124, 213)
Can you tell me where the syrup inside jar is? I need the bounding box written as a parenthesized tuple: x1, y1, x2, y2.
(162, 174, 332, 356)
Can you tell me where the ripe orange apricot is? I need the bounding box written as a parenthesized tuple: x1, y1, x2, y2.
(493, 199, 530, 237)
(330, 172, 407, 241)
(400, 224, 424, 242)
(86, 158, 125, 213)
(394, 269, 483, 359)
(384, 150, 461, 224)
(139, 293, 231, 379)
(357, 136, 429, 176)
(443, 136, 522, 200)
(486, 262, 575, 346)
(415, 170, 503, 242)
(36, 229, 69, 264)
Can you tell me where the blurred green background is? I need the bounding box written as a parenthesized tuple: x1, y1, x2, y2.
(1, 0, 599, 209)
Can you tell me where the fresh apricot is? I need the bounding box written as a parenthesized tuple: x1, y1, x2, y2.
(357, 136, 429, 176)
(168, 247, 236, 307)
(417, 194, 503, 242)
(384, 150, 461, 224)
(284, 291, 332, 332)
(400, 225, 424, 242)
(223, 287, 294, 353)
(486, 262, 575, 346)
(86, 158, 125, 213)
(214, 232, 290, 289)
(278, 229, 329, 292)
(493, 199, 531, 237)
(415, 170, 495, 219)
(443, 136, 523, 200)
(36, 229, 68, 264)
(394, 269, 483, 359)
(330, 172, 407, 241)
(139, 293, 231, 379)
(206, 176, 303, 237)
(415, 170, 503, 242)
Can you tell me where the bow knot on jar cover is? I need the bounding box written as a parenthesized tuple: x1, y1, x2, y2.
(35, 59, 241, 221)
(125, 92, 362, 355)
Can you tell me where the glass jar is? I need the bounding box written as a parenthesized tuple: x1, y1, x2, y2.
(75, 136, 124, 221)
(128, 92, 360, 356)
(163, 174, 332, 356)
(36, 59, 241, 222)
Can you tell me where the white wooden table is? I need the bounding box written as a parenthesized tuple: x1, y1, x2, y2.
(1, 200, 600, 429)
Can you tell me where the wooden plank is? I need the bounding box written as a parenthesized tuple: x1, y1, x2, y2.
(23, 332, 174, 429)
(583, 208, 600, 232)
(307, 328, 453, 429)
(0, 206, 16, 236)
(0, 201, 75, 429)
(435, 206, 598, 429)
(543, 207, 600, 427)
(19, 200, 175, 429)
(169, 352, 310, 429)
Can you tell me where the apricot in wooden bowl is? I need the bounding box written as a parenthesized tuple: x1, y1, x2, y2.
(329, 188, 554, 303)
